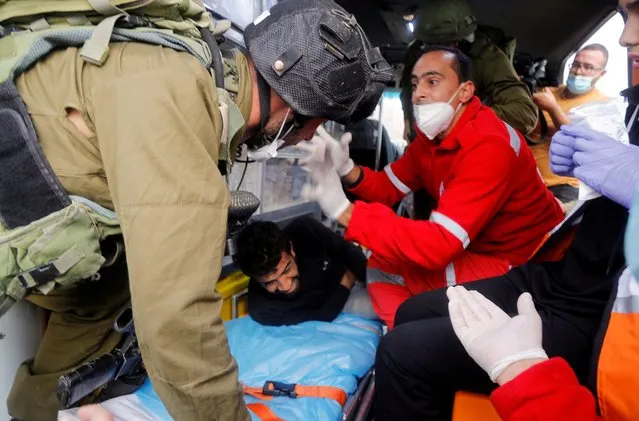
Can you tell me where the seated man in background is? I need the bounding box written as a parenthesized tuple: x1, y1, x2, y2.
(234, 217, 375, 326)
(301, 46, 564, 327)
(530, 43, 609, 203)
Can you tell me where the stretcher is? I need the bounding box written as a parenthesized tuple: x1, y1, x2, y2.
(58, 313, 381, 421)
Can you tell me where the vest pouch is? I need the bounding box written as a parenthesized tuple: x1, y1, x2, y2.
(0, 202, 120, 317)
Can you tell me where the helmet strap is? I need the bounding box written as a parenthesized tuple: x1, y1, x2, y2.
(256, 71, 271, 131)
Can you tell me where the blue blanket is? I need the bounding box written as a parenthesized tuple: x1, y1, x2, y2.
(133, 314, 382, 421)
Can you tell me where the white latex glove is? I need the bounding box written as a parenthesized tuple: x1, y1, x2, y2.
(298, 126, 354, 177)
(447, 286, 548, 383)
(302, 168, 351, 220)
(297, 133, 332, 177)
(317, 125, 355, 176)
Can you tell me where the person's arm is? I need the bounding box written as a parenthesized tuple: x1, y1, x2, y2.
(546, 105, 571, 129)
(338, 243, 367, 282)
(474, 44, 539, 135)
(300, 217, 368, 282)
(92, 56, 248, 420)
(533, 88, 571, 130)
(551, 125, 639, 209)
(341, 140, 517, 271)
(447, 287, 599, 421)
(343, 143, 422, 208)
(491, 358, 601, 421)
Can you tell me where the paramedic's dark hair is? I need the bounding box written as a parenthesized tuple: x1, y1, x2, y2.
(234, 221, 291, 279)
(418, 44, 473, 83)
(580, 43, 609, 68)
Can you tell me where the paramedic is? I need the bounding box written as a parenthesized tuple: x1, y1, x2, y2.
(234, 217, 376, 326)
(400, 0, 538, 221)
(530, 44, 610, 203)
(400, 0, 538, 141)
(3, 1, 391, 420)
(302, 46, 563, 326)
(448, 136, 639, 421)
(445, 3, 639, 418)
(373, 7, 639, 413)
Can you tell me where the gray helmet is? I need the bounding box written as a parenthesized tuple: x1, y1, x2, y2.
(415, 0, 477, 44)
(244, 0, 393, 124)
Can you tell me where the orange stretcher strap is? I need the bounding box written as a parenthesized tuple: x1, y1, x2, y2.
(246, 403, 284, 421)
(243, 381, 348, 406)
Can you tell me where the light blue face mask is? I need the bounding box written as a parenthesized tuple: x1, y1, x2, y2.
(566, 75, 594, 95)
(625, 190, 639, 279)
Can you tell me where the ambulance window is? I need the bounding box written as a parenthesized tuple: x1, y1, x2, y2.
(369, 90, 408, 155)
(227, 148, 313, 215)
(561, 12, 628, 97)
(260, 161, 312, 213)
(203, 0, 277, 29)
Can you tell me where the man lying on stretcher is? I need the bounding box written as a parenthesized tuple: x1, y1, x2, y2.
(234, 216, 377, 325)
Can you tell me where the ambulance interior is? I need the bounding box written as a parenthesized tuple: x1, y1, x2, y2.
(0, 0, 630, 420)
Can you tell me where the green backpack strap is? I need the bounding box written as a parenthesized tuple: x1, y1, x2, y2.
(217, 87, 246, 175)
(0, 0, 235, 316)
(80, 4, 128, 66)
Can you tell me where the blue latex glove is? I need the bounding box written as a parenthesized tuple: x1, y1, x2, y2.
(551, 124, 639, 208)
(626, 189, 639, 279)
(549, 128, 577, 176)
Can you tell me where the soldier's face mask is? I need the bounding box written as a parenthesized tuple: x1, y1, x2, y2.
(247, 108, 294, 161)
(413, 84, 464, 139)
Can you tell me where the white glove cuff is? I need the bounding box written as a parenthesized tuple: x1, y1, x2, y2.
(338, 159, 355, 177)
(329, 198, 351, 221)
(488, 348, 549, 383)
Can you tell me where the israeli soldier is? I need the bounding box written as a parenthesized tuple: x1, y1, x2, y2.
(400, 0, 538, 141)
(0, 0, 391, 420)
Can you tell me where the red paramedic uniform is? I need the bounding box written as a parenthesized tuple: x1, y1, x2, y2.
(490, 268, 639, 421)
(346, 96, 564, 327)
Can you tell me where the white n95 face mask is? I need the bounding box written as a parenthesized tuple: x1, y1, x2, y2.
(413, 85, 464, 139)
(247, 108, 293, 162)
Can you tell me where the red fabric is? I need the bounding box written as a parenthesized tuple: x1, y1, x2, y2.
(367, 251, 511, 327)
(490, 358, 600, 421)
(367, 283, 411, 329)
(347, 97, 563, 292)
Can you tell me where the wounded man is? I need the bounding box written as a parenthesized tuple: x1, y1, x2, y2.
(234, 216, 376, 326)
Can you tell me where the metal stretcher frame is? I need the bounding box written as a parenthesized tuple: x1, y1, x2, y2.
(342, 369, 375, 421)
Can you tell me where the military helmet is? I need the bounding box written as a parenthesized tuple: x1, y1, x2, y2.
(415, 0, 478, 44)
(244, 0, 393, 124)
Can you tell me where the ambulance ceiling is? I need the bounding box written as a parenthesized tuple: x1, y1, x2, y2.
(335, 0, 620, 74)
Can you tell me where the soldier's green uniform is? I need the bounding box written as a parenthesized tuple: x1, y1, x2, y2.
(0, 2, 390, 420)
(6, 41, 253, 421)
(400, 0, 538, 138)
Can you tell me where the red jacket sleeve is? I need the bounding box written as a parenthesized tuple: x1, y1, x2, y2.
(491, 358, 600, 421)
(347, 142, 422, 207)
(345, 141, 516, 271)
